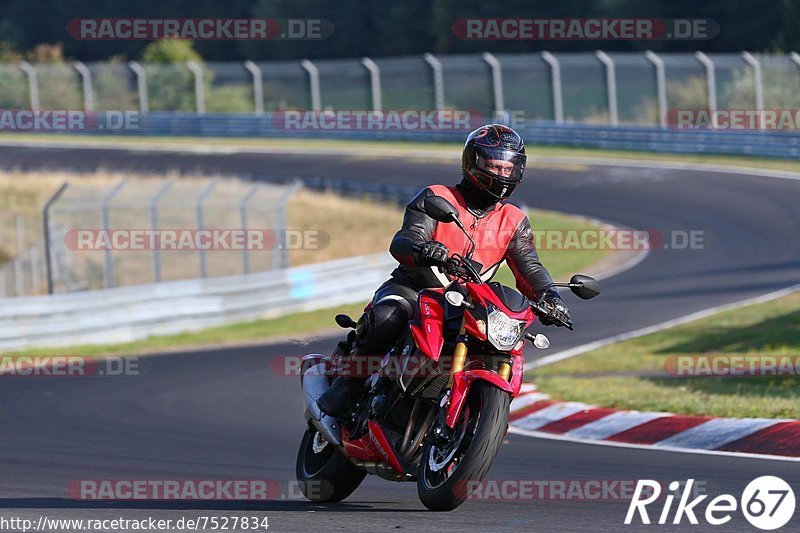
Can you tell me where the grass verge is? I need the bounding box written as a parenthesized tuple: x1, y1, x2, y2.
(3, 208, 611, 358)
(531, 292, 800, 418)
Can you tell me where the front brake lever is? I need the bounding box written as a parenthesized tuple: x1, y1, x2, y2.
(530, 301, 574, 331)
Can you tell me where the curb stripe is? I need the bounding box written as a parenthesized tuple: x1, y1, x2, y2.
(508, 385, 800, 458)
(565, 410, 666, 440)
(513, 402, 592, 431)
(655, 418, 783, 450)
(508, 400, 555, 422)
(536, 407, 616, 434)
(717, 421, 800, 457)
(606, 415, 711, 444)
(509, 392, 550, 411)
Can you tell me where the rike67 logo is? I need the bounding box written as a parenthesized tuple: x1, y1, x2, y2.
(626, 477, 795, 530)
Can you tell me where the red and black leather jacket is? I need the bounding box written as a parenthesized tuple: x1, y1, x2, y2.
(389, 183, 554, 301)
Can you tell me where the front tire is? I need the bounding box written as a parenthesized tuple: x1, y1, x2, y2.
(296, 426, 366, 502)
(417, 382, 510, 511)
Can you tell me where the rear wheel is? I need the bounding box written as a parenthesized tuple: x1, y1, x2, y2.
(295, 427, 366, 502)
(417, 382, 510, 511)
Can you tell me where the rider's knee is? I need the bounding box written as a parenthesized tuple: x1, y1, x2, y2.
(355, 300, 409, 353)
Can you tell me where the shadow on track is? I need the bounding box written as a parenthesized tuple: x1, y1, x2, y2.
(0, 498, 419, 513)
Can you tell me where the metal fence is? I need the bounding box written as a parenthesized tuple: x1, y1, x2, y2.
(0, 252, 396, 350)
(3, 51, 799, 125)
(0, 178, 301, 297)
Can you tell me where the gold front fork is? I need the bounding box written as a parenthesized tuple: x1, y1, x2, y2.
(449, 313, 468, 386)
(498, 360, 512, 381)
(449, 303, 513, 383)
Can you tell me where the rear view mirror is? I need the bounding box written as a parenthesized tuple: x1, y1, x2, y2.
(423, 196, 459, 223)
(569, 275, 600, 300)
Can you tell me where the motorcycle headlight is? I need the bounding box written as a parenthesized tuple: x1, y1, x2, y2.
(486, 303, 526, 350)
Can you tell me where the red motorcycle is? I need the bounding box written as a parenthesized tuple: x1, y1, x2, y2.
(296, 195, 600, 511)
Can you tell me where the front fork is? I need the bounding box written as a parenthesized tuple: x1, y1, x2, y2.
(448, 301, 512, 383)
(432, 299, 512, 443)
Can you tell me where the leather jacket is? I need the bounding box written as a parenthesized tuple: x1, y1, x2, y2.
(389, 181, 554, 301)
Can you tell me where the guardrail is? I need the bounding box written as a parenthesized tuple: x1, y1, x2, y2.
(71, 113, 800, 159)
(0, 252, 396, 350)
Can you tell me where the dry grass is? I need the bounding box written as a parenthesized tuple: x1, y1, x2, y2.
(0, 171, 405, 291)
(287, 190, 403, 265)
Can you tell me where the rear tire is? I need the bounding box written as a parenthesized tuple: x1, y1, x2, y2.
(417, 382, 510, 511)
(295, 426, 366, 502)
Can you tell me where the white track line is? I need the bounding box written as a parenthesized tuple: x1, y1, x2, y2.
(527, 283, 800, 370)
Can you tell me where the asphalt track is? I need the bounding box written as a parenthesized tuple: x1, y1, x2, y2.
(1, 144, 800, 531)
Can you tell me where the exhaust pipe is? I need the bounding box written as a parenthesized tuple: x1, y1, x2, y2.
(301, 360, 342, 446)
(349, 459, 414, 482)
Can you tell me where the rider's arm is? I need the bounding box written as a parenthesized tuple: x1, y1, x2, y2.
(390, 188, 437, 267)
(504, 216, 554, 301)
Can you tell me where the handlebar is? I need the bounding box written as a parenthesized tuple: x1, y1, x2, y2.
(529, 300, 574, 331)
(413, 243, 574, 330)
(412, 244, 482, 283)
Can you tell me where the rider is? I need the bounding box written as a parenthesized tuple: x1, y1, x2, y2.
(317, 124, 570, 417)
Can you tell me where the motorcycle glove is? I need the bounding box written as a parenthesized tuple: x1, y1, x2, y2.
(416, 240, 449, 267)
(539, 290, 571, 327)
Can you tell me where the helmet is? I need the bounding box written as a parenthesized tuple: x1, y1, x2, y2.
(461, 124, 527, 201)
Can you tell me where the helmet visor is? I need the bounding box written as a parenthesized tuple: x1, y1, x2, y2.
(474, 148, 526, 183)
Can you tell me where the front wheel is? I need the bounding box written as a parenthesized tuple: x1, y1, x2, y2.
(417, 382, 510, 511)
(295, 426, 366, 502)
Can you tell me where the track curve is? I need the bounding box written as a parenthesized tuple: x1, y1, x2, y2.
(1, 145, 799, 531)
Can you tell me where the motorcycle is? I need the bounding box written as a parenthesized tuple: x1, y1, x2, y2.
(296, 195, 600, 511)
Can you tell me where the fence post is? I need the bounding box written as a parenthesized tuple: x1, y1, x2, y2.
(694, 51, 717, 127)
(423, 53, 445, 111)
(101, 180, 128, 289)
(239, 184, 260, 274)
(73, 61, 95, 111)
(31, 243, 41, 294)
(19, 61, 40, 110)
(361, 57, 382, 112)
(482, 52, 505, 119)
(187, 61, 206, 115)
(196, 179, 220, 279)
(741, 52, 764, 128)
(43, 182, 69, 295)
(644, 51, 667, 128)
(128, 61, 149, 114)
(14, 214, 25, 296)
(540, 52, 563, 124)
(244, 61, 264, 116)
(300, 59, 321, 112)
(595, 51, 618, 126)
(150, 181, 174, 283)
(274, 181, 303, 270)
